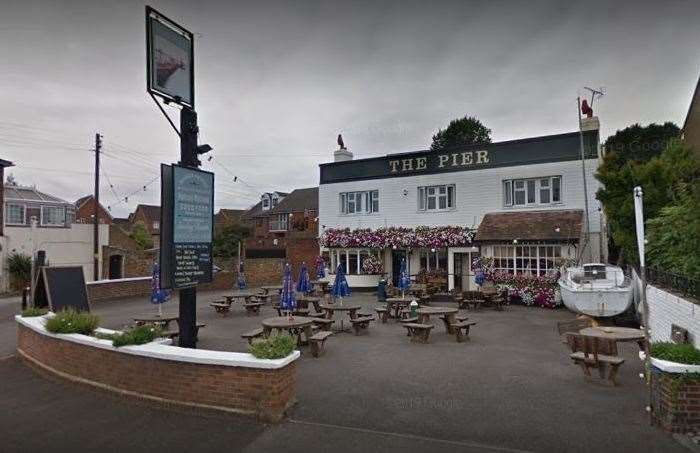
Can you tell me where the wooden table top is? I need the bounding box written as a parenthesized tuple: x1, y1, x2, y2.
(417, 307, 458, 316)
(386, 297, 413, 303)
(297, 296, 321, 302)
(134, 314, 179, 323)
(310, 280, 329, 285)
(229, 291, 255, 297)
(580, 326, 645, 341)
(261, 285, 283, 290)
(262, 316, 314, 329)
(319, 302, 361, 311)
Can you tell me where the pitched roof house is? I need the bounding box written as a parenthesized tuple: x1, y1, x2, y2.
(75, 195, 113, 225)
(128, 204, 161, 238)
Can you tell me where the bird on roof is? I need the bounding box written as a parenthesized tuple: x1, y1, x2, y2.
(337, 134, 346, 150)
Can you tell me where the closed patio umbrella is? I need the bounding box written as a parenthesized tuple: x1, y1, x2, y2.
(280, 263, 296, 317)
(315, 256, 326, 279)
(398, 258, 411, 298)
(296, 262, 313, 294)
(151, 262, 169, 317)
(332, 263, 351, 304)
(237, 259, 247, 289)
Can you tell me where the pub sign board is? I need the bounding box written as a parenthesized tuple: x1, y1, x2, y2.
(160, 164, 214, 289)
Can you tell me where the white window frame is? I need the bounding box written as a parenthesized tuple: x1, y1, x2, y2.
(269, 213, 289, 232)
(339, 190, 379, 215)
(152, 221, 160, 230)
(6, 203, 26, 225)
(40, 205, 66, 227)
(491, 244, 562, 275)
(418, 184, 455, 212)
(503, 176, 562, 207)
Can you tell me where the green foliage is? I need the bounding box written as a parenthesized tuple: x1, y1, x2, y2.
(651, 342, 700, 365)
(103, 324, 163, 348)
(7, 252, 32, 290)
(213, 222, 250, 258)
(130, 222, 154, 249)
(602, 122, 679, 168)
(249, 334, 296, 359)
(430, 116, 491, 152)
(647, 184, 700, 279)
(45, 309, 99, 335)
(21, 306, 48, 317)
(596, 133, 697, 266)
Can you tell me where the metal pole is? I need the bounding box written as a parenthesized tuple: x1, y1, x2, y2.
(93, 133, 102, 281)
(577, 97, 591, 263)
(178, 107, 199, 348)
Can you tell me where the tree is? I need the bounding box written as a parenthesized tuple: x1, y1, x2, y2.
(130, 222, 154, 249)
(7, 252, 31, 290)
(595, 123, 681, 264)
(430, 116, 491, 152)
(213, 223, 251, 258)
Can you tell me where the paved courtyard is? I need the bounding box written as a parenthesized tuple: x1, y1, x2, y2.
(0, 291, 688, 452)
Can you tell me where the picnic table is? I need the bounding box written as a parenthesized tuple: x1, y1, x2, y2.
(260, 285, 283, 295)
(310, 280, 330, 291)
(133, 314, 179, 330)
(416, 306, 459, 334)
(385, 297, 413, 319)
(261, 316, 315, 346)
(319, 302, 362, 332)
(225, 291, 256, 304)
(297, 296, 322, 313)
(580, 326, 645, 349)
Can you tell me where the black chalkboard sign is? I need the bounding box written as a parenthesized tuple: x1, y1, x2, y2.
(34, 266, 90, 313)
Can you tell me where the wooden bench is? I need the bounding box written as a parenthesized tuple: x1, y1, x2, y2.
(210, 302, 231, 316)
(350, 316, 374, 335)
(311, 317, 334, 331)
(375, 306, 389, 323)
(451, 321, 477, 342)
(243, 302, 264, 316)
(461, 299, 483, 310)
(309, 331, 333, 358)
(162, 323, 206, 341)
(567, 334, 625, 386)
(241, 327, 265, 345)
(292, 308, 310, 316)
(402, 323, 434, 343)
(307, 311, 327, 319)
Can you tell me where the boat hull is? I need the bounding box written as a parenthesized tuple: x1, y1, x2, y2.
(558, 281, 633, 317)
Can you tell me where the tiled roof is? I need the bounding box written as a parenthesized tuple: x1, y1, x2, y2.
(215, 209, 245, 223)
(135, 204, 160, 222)
(475, 210, 583, 242)
(270, 187, 318, 214)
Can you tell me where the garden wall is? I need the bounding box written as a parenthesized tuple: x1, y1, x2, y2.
(647, 284, 700, 348)
(16, 316, 299, 422)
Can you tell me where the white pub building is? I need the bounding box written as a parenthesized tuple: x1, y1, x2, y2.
(318, 117, 606, 290)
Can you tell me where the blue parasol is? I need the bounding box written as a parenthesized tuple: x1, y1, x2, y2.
(475, 269, 486, 287)
(151, 262, 169, 316)
(398, 258, 411, 298)
(331, 263, 351, 302)
(315, 256, 326, 279)
(237, 259, 247, 289)
(296, 262, 313, 294)
(280, 263, 296, 315)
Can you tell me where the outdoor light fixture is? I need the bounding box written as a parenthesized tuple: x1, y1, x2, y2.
(430, 248, 436, 253)
(197, 144, 213, 154)
(554, 227, 561, 233)
(513, 239, 518, 244)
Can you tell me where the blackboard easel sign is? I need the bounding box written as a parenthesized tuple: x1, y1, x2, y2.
(34, 266, 90, 313)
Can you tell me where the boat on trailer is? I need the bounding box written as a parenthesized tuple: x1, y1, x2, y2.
(558, 263, 634, 317)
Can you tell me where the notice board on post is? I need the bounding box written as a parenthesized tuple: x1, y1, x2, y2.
(34, 266, 90, 313)
(160, 163, 214, 290)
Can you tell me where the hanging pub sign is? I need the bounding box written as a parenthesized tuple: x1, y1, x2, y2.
(146, 6, 195, 108)
(160, 164, 214, 289)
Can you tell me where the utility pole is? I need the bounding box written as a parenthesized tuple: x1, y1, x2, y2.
(93, 133, 102, 281)
(178, 108, 199, 348)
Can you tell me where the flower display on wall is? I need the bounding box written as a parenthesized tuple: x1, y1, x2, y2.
(361, 255, 383, 275)
(319, 226, 475, 249)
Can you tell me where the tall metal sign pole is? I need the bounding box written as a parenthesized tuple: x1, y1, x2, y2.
(93, 133, 102, 281)
(146, 6, 212, 348)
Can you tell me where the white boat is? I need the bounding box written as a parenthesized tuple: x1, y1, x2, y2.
(558, 263, 634, 317)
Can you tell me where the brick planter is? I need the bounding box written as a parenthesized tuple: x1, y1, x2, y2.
(651, 364, 700, 433)
(16, 316, 299, 422)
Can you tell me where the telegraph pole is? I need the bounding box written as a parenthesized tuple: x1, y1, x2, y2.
(178, 107, 199, 348)
(93, 133, 102, 281)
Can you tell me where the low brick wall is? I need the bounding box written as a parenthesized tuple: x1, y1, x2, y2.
(16, 316, 298, 422)
(87, 277, 151, 302)
(651, 366, 700, 433)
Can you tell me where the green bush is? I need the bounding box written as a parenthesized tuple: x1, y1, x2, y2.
(21, 306, 48, 317)
(108, 324, 163, 348)
(249, 334, 296, 359)
(44, 309, 99, 335)
(651, 342, 700, 365)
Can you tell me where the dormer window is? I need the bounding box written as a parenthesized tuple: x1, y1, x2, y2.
(272, 196, 278, 207)
(262, 194, 271, 211)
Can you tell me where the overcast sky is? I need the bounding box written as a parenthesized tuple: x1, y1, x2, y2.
(1, 0, 699, 217)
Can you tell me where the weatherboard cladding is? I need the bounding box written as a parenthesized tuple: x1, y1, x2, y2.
(319, 130, 598, 184)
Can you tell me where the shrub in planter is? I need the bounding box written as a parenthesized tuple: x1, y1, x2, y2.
(97, 324, 164, 348)
(249, 334, 296, 359)
(44, 309, 99, 335)
(7, 252, 31, 291)
(21, 306, 48, 317)
(651, 342, 700, 365)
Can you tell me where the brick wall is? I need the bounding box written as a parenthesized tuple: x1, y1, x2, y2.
(87, 278, 152, 302)
(17, 321, 296, 421)
(75, 197, 112, 224)
(651, 367, 700, 433)
(648, 284, 700, 348)
(244, 258, 285, 286)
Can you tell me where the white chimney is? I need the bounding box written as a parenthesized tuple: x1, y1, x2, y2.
(581, 116, 600, 132)
(334, 147, 353, 162)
